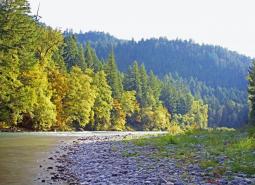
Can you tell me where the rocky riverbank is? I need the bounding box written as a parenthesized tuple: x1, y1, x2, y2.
(45, 134, 255, 185)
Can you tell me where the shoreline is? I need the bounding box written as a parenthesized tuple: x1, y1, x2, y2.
(34, 132, 165, 184)
(35, 137, 76, 185)
(49, 133, 255, 185)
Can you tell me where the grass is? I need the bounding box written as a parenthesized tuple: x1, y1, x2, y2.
(132, 128, 255, 176)
(122, 150, 139, 157)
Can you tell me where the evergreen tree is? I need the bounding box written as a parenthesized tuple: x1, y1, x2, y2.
(90, 71, 113, 130)
(105, 50, 123, 98)
(84, 42, 103, 71)
(84, 42, 94, 68)
(78, 43, 86, 68)
(0, 0, 38, 51)
(74, 31, 250, 128)
(111, 91, 138, 130)
(0, 1, 211, 131)
(140, 64, 149, 106)
(0, 0, 59, 130)
(0, 0, 37, 126)
(63, 66, 96, 129)
(248, 60, 255, 125)
(160, 75, 193, 115)
(19, 26, 63, 130)
(147, 70, 162, 107)
(124, 61, 142, 103)
(63, 35, 86, 70)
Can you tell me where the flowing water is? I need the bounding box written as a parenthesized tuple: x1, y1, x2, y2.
(0, 133, 63, 185)
(0, 131, 165, 185)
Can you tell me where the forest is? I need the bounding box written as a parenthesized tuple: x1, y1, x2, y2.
(0, 0, 254, 131)
(1, 1, 255, 185)
(74, 31, 252, 128)
(0, 0, 208, 131)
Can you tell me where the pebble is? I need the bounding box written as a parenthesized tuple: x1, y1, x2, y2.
(49, 134, 254, 185)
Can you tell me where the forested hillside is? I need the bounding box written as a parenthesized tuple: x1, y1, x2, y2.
(73, 31, 252, 127)
(0, 0, 208, 131)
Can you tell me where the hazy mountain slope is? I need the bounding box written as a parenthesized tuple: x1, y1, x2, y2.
(75, 31, 252, 127)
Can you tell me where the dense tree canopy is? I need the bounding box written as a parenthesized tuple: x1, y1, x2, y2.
(73, 31, 252, 128)
(248, 60, 255, 125)
(0, 0, 222, 131)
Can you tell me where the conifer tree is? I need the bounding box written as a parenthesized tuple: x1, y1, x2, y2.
(140, 64, 149, 106)
(84, 42, 103, 71)
(0, 0, 38, 126)
(0, 0, 211, 131)
(63, 66, 96, 129)
(111, 91, 138, 130)
(78, 43, 86, 69)
(0, 0, 37, 51)
(91, 71, 113, 130)
(124, 61, 142, 102)
(84, 42, 94, 68)
(63, 35, 86, 70)
(248, 60, 255, 125)
(147, 70, 162, 107)
(105, 50, 123, 98)
(19, 26, 63, 130)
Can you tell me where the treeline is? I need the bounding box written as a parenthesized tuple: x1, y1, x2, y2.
(166, 74, 248, 128)
(0, 0, 208, 131)
(248, 60, 255, 127)
(73, 31, 252, 127)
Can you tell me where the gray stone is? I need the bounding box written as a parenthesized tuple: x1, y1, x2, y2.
(50, 134, 252, 185)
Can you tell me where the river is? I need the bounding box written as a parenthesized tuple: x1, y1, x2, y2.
(0, 131, 165, 185)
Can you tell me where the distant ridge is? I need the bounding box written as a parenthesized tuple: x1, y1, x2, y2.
(72, 31, 252, 127)
(74, 31, 251, 89)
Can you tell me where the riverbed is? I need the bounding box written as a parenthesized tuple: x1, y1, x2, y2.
(0, 131, 164, 185)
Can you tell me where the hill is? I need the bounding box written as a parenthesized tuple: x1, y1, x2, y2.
(74, 31, 252, 127)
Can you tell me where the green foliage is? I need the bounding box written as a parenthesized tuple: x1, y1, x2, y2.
(0, 0, 34, 126)
(141, 105, 171, 131)
(147, 71, 162, 106)
(74, 31, 251, 128)
(0, 0, 63, 130)
(63, 66, 96, 128)
(111, 91, 138, 131)
(248, 60, 255, 125)
(105, 50, 123, 99)
(124, 61, 142, 102)
(120, 91, 139, 116)
(161, 74, 193, 115)
(0, 0, 38, 51)
(63, 35, 86, 70)
(90, 71, 113, 130)
(48, 67, 68, 130)
(248, 126, 255, 138)
(139, 64, 149, 106)
(0, 0, 209, 131)
(186, 100, 208, 128)
(84, 42, 102, 71)
(20, 64, 56, 130)
(133, 129, 255, 175)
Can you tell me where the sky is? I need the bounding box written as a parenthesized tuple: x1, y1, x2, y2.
(29, 0, 255, 57)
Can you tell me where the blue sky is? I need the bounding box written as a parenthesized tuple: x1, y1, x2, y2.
(29, 0, 255, 57)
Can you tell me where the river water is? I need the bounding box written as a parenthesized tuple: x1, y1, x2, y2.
(0, 131, 165, 185)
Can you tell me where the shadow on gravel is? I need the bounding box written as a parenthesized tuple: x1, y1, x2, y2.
(43, 133, 255, 185)
(44, 135, 208, 185)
